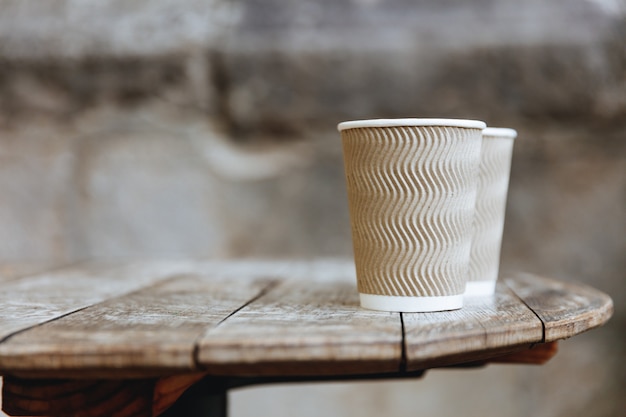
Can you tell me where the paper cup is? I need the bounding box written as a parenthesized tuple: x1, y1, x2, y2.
(338, 118, 485, 312)
(465, 127, 518, 297)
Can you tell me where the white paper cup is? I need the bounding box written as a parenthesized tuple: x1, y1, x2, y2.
(466, 127, 517, 297)
(339, 118, 485, 312)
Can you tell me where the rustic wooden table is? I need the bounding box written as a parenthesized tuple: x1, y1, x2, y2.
(0, 260, 613, 417)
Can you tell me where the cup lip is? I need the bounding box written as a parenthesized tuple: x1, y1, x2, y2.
(483, 127, 518, 138)
(337, 118, 487, 132)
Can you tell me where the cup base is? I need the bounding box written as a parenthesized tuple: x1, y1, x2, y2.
(464, 281, 497, 297)
(359, 293, 463, 313)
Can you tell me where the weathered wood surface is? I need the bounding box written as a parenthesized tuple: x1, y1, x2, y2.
(0, 261, 199, 342)
(196, 276, 402, 376)
(402, 283, 544, 371)
(0, 260, 613, 380)
(0, 273, 274, 377)
(0, 260, 614, 417)
(504, 273, 614, 342)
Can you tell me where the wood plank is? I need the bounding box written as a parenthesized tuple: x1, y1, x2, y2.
(2, 373, 209, 417)
(504, 273, 614, 342)
(0, 261, 194, 342)
(0, 273, 275, 377)
(2, 376, 153, 417)
(488, 341, 558, 365)
(402, 283, 544, 371)
(197, 269, 403, 376)
(152, 373, 209, 416)
(0, 261, 614, 381)
(0, 259, 351, 343)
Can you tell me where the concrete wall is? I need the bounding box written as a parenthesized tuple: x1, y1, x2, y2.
(0, 1, 624, 416)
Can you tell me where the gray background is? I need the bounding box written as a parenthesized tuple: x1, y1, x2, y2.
(0, 1, 624, 416)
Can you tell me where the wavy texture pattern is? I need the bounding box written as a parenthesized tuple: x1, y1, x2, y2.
(468, 135, 515, 284)
(341, 126, 482, 297)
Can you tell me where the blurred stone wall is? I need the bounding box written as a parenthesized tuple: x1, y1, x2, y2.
(0, 1, 624, 416)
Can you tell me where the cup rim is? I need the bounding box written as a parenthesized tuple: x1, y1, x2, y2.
(483, 127, 518, 138)
(337, 118, 487, 132)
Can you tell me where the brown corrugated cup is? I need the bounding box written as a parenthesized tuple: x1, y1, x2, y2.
(465, 127, 518, 296)
(338, 118, 486, 312)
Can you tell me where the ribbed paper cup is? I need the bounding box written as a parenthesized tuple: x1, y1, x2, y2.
(465, 127, 518, 297)
(338, 118, 485, 312)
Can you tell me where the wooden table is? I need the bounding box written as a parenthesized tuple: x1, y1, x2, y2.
(0, 260, 613, 417)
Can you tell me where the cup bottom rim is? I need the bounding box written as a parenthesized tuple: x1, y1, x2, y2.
(359, 293, 463, 312)
(464, 281, 497, 297)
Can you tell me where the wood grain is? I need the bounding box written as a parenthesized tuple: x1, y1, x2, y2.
(152, 372, 209, 416)
(504, 273, 614, 342)
(402, 282, 544, 371)
(0, 261, 193, 342)
(0, 262, 616, 417)
(0, 273, 274, 377)
(197, 272, 403, 376)
(0, 261, 614, 380)
(2, 376, 153, 417)
(488, 341, 558, 365)
(2, 373, 209, 417)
